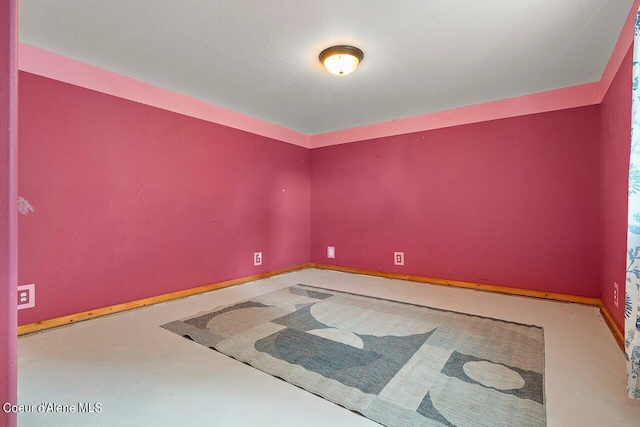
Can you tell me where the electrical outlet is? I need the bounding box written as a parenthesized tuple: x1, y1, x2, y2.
(254, 251, 262, 266)
(327, 246, 335, 259)
(17, 284, 35, 310)
(394, 251, 404, 266)
(613, 282, 619, 308)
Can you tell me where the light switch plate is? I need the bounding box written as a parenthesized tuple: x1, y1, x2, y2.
(327, 246, 335, 258)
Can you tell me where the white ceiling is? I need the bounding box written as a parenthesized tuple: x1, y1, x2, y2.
(19, 0, 634, 135)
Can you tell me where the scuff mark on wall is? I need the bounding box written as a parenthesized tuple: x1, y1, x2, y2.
(17, 197, 35, 216)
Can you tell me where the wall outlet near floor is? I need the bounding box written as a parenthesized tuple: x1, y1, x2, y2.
(613, 282, 619, 307)
(17, 284, 35, 310)
(254, 251, 262, 266)
(327, 246, 335, 259)
(394, 252, 405, 266)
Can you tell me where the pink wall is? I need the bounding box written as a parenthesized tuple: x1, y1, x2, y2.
(19, 44, 310, 148)
(600, 45, 633, 329)
(311, 107, 601, 297)
(311, 83, 601, 148)
(17, 72, 310, 325)
(0, 0, 18, 425)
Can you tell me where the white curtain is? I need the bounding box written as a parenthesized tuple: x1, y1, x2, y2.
(626, 8, 640, 400)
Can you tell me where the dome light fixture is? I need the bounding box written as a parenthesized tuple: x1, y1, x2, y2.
(319, 45, 364, 76)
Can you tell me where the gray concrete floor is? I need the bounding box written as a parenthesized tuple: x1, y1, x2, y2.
(17, 268, 640, 426)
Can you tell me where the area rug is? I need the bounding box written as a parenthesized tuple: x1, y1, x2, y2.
(161, 284, 545, 426)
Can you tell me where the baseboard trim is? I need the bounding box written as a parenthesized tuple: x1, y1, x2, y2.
(311, 263, 625, 351)
(20, 262, 627, 352)
(311, 264, 601, 305)
(17, 263, 313, 336)
(598, 302, 625, 351)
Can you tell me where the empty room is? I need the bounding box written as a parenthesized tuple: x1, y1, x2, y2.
(4, 1, 640, 426)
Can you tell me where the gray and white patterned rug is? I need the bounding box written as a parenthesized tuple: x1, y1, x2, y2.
(162, 284, 545, 426)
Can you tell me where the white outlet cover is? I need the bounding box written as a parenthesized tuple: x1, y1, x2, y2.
(327, 246, 335, 259)
(17, 283, 35, 310)
(254, 252, 262, 266)
(394, 252, 405, 266)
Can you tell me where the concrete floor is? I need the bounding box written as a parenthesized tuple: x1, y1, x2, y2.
(17, 268, 640, 426)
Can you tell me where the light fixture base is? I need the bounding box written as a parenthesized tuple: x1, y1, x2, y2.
(319, 45, 364, 76)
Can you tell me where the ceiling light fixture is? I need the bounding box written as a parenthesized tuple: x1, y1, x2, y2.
(319, 45, 364, 76)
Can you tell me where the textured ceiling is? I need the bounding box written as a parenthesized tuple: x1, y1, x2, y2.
(19, 0, 634, 135)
